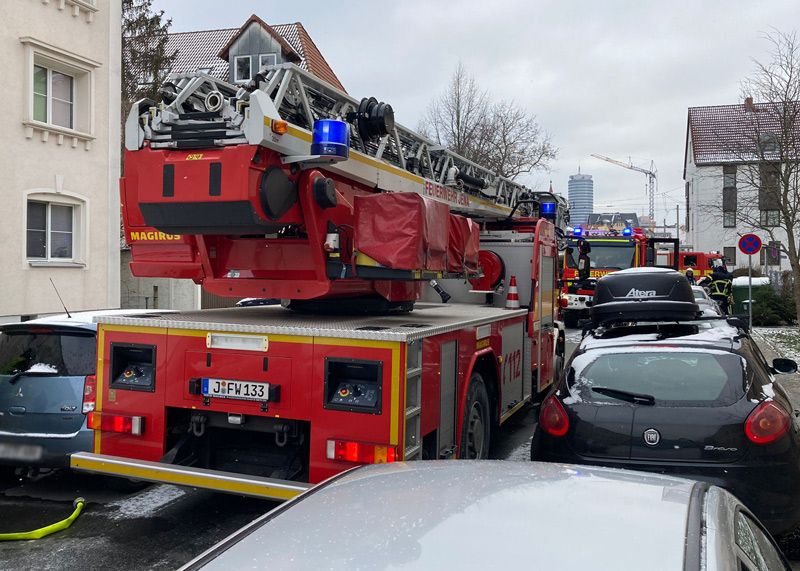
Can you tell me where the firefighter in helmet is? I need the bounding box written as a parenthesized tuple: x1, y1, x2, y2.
(709, 261, 733, 315)
(685, 268, 696, 285)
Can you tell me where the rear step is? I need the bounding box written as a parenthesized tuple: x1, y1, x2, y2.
(70, 452, 311, 501)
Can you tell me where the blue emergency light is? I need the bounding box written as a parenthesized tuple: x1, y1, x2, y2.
(540, 202, 556, 215)
(573, 226, 583, 237)
(622, 227, 632, 236)
(311, 119, 350, 160)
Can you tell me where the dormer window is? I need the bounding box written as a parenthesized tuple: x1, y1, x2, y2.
(259, 53, 277, 70)
(234, 55, 251, 83)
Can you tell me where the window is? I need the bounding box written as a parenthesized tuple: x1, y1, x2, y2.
(723, 165, 737, 189)
(21, 37, 100, 142)
(734, 510, 786, 571)
(759, 209, 779, 227)
(26, 201, 74, 260)
(568, 351, 744, 406)
(234, 55, 251, 83)
(724, 246, 737, 266)
(33, 65, 74, 129)
(259, 53, 277, 70)
(723, 211, 736, 227)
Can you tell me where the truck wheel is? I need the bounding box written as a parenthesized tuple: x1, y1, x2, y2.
(459, 373, 491, 459)
(564, 312, 578, 329)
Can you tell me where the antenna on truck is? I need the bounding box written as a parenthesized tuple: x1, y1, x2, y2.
(49, 278, 72, 318)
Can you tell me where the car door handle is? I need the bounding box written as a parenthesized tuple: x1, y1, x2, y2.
(9, 406, 26, 415)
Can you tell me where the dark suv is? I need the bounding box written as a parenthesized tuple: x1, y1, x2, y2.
(531, 268, 800, 535)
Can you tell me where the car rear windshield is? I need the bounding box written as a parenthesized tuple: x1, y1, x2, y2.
(568, 350, 744, 406)
(0, 329, 96, 377)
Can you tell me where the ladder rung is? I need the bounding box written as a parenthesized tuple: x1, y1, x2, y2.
(406, 367, 422, 378)
(404, 445, 421, 459)
(405, 405, 421, 419)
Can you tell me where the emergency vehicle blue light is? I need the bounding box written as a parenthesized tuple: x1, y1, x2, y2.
(573, 226, 583, 237)
(622, 227, 632, 236)
(541, 202, 556, 215)
(311, 119, 350, 159)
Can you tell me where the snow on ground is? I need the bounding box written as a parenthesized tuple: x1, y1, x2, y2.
(754, 326, 800, 362)
(108, 484, 186, 520)
(506, 439, 532, 462)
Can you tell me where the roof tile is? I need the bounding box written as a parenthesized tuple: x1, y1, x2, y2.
(166, 19, 345, 92)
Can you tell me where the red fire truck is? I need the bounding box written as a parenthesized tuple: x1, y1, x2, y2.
(559, 226, 679, 326)
(70, 65, 563, 500)
(669, 251, 725, 279)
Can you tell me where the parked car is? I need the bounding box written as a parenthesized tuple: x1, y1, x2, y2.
(532, 269, 800, 536)
(0, 309, 169, 478)
(692, 285, 723, 316)
(179, 461, 790, 570)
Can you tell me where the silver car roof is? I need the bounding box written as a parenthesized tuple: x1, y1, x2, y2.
(190, 461, 696, 571)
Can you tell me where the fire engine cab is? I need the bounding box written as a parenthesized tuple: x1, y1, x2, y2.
(70, 63, 564, 500)
(559, 225, 680, 327)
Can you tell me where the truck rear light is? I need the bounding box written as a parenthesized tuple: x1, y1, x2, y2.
(539, 394, 569, 437)
(82, 375, 96, 414)
(558, 297, 569, 309)
(745, 401, 790, 445)
(87, 412, 145, 436)
(326, 439, 397, 464)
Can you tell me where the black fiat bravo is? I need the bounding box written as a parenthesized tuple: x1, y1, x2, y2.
(532, 268, 800, 535)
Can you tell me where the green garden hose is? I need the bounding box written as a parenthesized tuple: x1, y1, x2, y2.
(0, 498, 84, 541)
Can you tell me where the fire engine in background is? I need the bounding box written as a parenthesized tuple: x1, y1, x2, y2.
(559, 225, 679, 327)
(70, 63, 566, 500)
(669, 250, 724, 278)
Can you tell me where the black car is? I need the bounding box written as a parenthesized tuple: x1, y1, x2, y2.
(531, 268, 800, 535)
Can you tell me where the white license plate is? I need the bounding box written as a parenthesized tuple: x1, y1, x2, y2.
(201, 378, 270, 402)
(0, 443, 43, 462)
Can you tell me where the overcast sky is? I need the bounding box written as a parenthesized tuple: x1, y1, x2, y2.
(152, 0, 799, 224)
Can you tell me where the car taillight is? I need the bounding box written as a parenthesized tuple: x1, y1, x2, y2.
(82, 375, 96, 414)
(558, 297, 569, 309)
(86, 412, 144, 436)
(539, 394, 569, 437)
(326, 440, 398, 464)
(745, 401, 790, 445)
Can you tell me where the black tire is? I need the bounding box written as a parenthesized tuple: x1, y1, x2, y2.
(0, 465, 18, 487)
(459, 373, 491, 459)
(563, 312, 578, 329)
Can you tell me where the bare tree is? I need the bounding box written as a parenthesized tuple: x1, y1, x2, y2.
(421, 64, 556, 180)
(122, 0, 176, 121)
(702, 30, 800, 324)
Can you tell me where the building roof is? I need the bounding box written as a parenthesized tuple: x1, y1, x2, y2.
(686, 101, 799, 168)
(166, 17, 345, 91)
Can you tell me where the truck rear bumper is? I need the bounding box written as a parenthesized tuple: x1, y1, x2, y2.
(69, 452, 311, 501)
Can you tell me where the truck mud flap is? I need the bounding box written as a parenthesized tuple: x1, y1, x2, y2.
(70, 452, 311, 501)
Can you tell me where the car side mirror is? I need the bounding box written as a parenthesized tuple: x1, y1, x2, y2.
(772, 358, 798, 375)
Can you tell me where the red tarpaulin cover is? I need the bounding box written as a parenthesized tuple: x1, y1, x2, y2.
(448, 214, 481, 273)
(355, 193, 449, 271)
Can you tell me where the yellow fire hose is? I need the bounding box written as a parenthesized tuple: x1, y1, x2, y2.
(0, 498, 85, 541)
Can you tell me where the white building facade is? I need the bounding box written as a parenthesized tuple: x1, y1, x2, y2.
(684, 103, 789, 273)
(0, 0, 121, 322)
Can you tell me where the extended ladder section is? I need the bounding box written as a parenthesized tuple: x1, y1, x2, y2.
(126, 63, 533, 220)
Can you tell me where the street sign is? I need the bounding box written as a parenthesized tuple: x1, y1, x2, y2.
(738, 234, 762, 255)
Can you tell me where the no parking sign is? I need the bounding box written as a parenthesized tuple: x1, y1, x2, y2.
(738, 233, 762, 256)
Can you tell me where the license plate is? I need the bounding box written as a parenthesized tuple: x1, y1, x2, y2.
(201, 378, 270, 402)
(0, 443, 43, 462)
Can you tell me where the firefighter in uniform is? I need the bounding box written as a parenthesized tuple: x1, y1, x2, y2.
(709, 263, 733, 315)
(685, 268, 696, 285)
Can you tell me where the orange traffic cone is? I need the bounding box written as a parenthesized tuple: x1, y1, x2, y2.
(505, 276, 520, 309)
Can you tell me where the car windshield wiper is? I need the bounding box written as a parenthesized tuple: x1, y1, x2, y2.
(591, 386, 655, 405)
(6, 370, 59, 385)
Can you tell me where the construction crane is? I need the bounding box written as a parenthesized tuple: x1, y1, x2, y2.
(590, 154, 657, 232)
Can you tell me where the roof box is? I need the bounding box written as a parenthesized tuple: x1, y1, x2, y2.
(591, 268, 700, 326)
